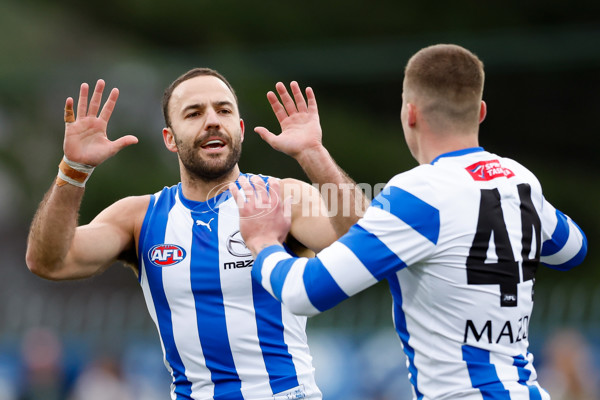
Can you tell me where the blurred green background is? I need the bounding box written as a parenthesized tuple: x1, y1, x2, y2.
(0, 0, 598, 399)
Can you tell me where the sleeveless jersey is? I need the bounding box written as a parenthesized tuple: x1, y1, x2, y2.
(137, 175, 321, 400)
(252, 148, 588, 400)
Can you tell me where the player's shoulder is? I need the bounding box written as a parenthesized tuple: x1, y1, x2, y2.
(498, 155, 538, 177)
(384, 164, 441, 193)
(486, 153, 543, 190)
(278, 177, 322, 209)
(119, 193, 152, 205)
(110, 194, 152, 217)
(381, 154, 488, 203)
(92, 194, 152, 233)
(280, 176, 307, 188)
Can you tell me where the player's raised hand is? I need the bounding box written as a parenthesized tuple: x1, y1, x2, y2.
(63, 79, 138, 166)
(254, 81, 322, 159)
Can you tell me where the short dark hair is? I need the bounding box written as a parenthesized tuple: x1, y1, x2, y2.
(162, 68, 238, 127)
(404, 44, 484, 125)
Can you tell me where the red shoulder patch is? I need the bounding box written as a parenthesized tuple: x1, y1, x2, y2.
(466, 160, 515, 181)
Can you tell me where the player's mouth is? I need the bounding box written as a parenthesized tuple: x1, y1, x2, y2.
(199, 137, 228, 152)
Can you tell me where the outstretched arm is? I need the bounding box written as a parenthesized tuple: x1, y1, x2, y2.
(256, 82, 368, 237)
(234, 177, 590, 317)
(26, 80, 141, 280)
(232, 176, 409, 316)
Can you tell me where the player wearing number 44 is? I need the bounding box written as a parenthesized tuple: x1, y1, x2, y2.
(232, 44, 588, 400)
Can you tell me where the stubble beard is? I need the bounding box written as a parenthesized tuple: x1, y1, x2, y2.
(174, 128, 242, 182)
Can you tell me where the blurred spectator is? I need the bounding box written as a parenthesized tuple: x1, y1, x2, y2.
(0, 349, 18, 400)
(19, 327, 66, 400)
(68, 356, 134, 400)
(538, 328, 599, 400)
(0, 375, 17, 400)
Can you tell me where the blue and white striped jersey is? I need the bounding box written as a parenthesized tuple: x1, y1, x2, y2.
(137, 175, 321, 400)
(252, 148, 588, 400)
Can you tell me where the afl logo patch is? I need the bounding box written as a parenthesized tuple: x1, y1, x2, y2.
(148, 244, 187, 267)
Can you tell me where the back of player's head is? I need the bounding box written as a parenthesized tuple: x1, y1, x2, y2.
(162, 67, 238, 127)
(404, 44, 484, 128)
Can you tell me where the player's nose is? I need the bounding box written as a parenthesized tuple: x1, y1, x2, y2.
(204, 108, 221, 130)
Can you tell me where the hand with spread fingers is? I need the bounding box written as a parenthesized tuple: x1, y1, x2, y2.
(63, 79, 138, 166)
(254, 81, 322, 160)
(229, 175, 291, 257)
(255, 81, 369, 235)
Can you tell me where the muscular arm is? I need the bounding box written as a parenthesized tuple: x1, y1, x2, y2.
(240, 179, 589, 316)
(296, 145, 368, 237)
(233, 177, 415, 315)
(26, 79, 139, 280)
(295, 145, 368, 237)
(26, 186, 148, 280)
(27, 183, 85, 279)
(281, 178, 338, 253)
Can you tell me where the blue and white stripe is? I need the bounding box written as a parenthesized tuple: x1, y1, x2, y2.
(138, 179, 320, 400)
(540, 209, 587, 270)
(251, 148, 586, 400)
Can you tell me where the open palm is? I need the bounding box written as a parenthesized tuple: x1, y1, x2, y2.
(63, 79, 138, 166)
(254, 81, 322, 159)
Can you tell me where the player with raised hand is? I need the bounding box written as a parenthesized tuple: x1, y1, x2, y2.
(29, 80, 140, 280)
(233, 44, 588, 399)
(26, 69, 367, 400)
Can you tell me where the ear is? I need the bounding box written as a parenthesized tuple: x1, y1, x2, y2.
(407, 103, 417, 127)
(163, 127, 178, 153)
(479, 100, 487, 124)
(240, 119, 245, 142)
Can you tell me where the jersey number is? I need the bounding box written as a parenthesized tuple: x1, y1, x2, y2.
(466, 184, 541, 307)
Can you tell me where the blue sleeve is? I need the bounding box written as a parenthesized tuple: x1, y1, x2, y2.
(540, 209, 587, 271)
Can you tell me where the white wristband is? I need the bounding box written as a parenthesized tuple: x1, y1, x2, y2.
(56, 156, 95, 187)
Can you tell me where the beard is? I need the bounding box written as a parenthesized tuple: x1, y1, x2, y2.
(174, 127, 242, 182)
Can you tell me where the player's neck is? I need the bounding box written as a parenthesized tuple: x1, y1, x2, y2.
(418, 131, 479, 165)
(180, 165, 241, 202)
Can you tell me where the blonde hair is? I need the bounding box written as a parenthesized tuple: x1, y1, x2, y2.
(404, 44, 484, 128)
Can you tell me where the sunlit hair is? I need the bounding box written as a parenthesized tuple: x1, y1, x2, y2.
(162, 68, 239, 127)
(404, 44, 485, 127)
